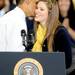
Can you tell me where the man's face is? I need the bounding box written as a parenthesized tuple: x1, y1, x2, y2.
(0, 0, 5, 10)
(28, 0, 39, 16)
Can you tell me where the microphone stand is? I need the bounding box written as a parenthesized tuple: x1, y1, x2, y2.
(21, 30, 27, 51)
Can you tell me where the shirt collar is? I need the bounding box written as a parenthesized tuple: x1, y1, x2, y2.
(0, 8, 6, 17)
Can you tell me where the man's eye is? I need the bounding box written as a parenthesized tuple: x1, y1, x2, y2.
(40, 8, 44, 11)
(36, 1, 38, 4)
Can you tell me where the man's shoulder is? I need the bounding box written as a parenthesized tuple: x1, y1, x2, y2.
(0, 8, 19, 22)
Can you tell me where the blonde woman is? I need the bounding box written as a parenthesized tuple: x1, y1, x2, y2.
(32, 0, 72, 69)
(32, 0, 59, 52)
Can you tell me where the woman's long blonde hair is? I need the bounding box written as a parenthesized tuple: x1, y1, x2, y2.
(34, 0, 61, 52)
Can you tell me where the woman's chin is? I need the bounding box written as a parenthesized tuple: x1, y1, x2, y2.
(35, 18, 40, 22)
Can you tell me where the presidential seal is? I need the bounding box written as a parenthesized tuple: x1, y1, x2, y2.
(14, 58, 43, 75)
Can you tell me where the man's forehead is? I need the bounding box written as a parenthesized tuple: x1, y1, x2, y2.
(32, 0, 39, 2)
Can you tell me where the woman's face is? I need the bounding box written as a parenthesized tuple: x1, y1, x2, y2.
(58, 0, 70, 13)
(35, 1, 48, 24)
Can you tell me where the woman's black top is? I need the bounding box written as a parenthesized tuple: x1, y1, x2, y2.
(53, 26, 72, 69)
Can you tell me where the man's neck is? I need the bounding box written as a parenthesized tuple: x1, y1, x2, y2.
(18, 4, 30, 17)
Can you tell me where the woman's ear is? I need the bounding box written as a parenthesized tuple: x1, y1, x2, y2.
(24, 0, 30, 4)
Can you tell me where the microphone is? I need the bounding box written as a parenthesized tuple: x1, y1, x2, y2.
(21, 29, 27, 48)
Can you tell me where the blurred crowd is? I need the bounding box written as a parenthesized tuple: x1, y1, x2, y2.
(0, 0, 75, 75)
(0, 0, 75, 16)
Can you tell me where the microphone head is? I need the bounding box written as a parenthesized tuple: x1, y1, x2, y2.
(21, 29, 26, 37)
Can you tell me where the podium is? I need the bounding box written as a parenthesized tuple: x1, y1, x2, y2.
(0, 52, 66, 75)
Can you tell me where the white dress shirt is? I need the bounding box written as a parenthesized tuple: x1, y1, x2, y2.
(0, 7, 27, 52)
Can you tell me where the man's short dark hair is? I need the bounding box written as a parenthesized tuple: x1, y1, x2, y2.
(16, 0, 20, 5)
(16, 0, 25, 5)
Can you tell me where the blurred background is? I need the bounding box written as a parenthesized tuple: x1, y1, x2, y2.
(0, 0, 75, 17)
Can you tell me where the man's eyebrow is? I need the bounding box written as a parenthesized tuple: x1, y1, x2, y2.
(36, 0, 39, 4)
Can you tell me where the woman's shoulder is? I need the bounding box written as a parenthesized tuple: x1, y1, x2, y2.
(55, 26, 67, 35)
